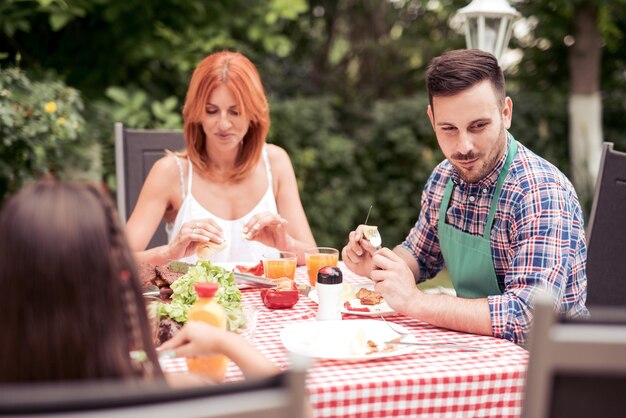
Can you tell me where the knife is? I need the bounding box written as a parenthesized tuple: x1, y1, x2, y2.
(233, 271, 276, 288)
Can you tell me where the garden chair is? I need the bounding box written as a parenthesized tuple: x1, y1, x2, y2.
(522, 293, 626, 418)
(114, 122, 184, 249)
(0, 356, 309, 418)
(585, 142, 626, 307)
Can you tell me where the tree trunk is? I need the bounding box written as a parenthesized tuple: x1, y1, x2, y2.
(568, 2, 603, 209)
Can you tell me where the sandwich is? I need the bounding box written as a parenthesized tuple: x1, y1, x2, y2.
(195, 239, 227, 259)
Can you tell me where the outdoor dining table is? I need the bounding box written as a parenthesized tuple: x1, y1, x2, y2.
(162, 262, 529, 418)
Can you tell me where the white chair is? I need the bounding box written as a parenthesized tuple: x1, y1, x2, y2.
(522, 293, 626, 418)
(0, 356, 309, 418)
(114, 122, 184, 248)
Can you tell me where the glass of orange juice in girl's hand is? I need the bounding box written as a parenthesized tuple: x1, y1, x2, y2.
(305, 247, 339, 287)
(262, 251, 297, 281)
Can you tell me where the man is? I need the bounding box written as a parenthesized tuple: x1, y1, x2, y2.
(342, 49, 588, 345)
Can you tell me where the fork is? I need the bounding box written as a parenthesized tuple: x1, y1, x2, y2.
(362, 204, 382, 250)
(379, 316, 483, 352)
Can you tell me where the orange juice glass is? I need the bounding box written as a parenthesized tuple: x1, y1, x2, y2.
(305, 247, 339, 287)
(263, 251, 297, 281)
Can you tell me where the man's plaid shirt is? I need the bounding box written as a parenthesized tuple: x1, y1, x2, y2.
(401, 137, 588, 344)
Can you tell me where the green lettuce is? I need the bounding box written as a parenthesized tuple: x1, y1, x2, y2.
(156, 261, 246, 331)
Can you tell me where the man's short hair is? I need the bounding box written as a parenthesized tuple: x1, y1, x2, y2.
(426, 49, 505, 109)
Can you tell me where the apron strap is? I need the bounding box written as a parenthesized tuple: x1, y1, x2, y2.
(483, 137, 518, 239)
(439, 179, 455, 226)
(438, 135, 519, 238)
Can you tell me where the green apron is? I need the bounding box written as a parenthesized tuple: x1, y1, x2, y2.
(438, 138, 518, 298)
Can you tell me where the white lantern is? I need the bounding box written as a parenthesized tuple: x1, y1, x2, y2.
(456, 0, 520, 63)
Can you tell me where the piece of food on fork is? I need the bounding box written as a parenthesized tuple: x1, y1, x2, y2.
(362, 225, 382, 249)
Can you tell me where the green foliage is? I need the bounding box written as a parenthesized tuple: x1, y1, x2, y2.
(269, 97, 361, 248)
(2, 0, 625, 244)
(268, 90, 573, 249)
(0, 0, 309, 98)
(268, 96, 440, 249)
(0, 66, 91, 200)
(509, 91, 570, 174)
(92, 85, 183, 191)
(105, 86, 182, 129)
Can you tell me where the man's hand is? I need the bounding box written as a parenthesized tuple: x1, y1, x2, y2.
(370, 248, 422, 314)
(341, 225, 379, 277)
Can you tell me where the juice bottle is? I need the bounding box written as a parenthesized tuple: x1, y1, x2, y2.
(186, 282, 229, 382)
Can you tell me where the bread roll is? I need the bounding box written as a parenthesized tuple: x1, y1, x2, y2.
(195, 239, 227, 260)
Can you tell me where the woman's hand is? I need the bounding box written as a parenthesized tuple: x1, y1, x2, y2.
(167, 219, 224, 260)
(242, 212, 290, 250)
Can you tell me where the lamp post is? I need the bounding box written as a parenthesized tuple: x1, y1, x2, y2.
(456, 0, 520, 63)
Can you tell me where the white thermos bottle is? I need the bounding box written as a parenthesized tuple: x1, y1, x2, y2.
(316, 266, 343, 321)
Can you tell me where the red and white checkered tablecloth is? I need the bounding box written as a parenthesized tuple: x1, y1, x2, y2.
(161, 263, 528, 418)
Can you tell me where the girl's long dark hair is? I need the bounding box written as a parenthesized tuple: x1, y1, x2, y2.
(0, 179, 163, 382)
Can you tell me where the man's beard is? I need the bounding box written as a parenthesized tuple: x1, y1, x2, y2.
(451, 128, 507, 183)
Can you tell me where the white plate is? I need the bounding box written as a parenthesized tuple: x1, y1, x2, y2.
(308, 283, 395, 316)
(213, 261, 260, 272)
(280, 319, 419, 360)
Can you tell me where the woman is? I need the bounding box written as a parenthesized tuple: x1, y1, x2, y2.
(126, 51, 315, 265)
(0, 180, 278, 385)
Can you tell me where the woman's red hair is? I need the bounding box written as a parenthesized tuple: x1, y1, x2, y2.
(182, 51, 269, 182)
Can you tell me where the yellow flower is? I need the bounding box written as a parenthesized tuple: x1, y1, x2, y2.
(57, 117, 66, 126)
(44, 101, 57, 113)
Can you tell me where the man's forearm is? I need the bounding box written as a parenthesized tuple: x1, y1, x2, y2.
(404, 293, 493, 336)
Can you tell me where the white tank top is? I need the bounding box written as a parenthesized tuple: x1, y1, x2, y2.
(166, 147, 280, 264)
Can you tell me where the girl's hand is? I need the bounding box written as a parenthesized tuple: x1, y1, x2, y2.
(158, 321, 228, 358)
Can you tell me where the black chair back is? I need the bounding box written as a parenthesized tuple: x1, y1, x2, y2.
(586, 142, 626, 307)
(114, 122, 185, 249)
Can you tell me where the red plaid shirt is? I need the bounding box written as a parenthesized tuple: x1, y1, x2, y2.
(401, 138, 588, 344)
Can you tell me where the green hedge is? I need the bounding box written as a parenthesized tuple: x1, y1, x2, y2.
(0, 67, 94, 200)
(1, 70, 578, 250)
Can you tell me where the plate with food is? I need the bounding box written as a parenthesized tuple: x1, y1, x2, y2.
(213, 260, 264, 275)
(280, 319, 418, 360)
(308, 283, 395, 316)
(212, 261, 271, 288)
(150, 261, 247, 346)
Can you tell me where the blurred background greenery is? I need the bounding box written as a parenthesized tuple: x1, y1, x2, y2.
(1, 0, 625, 253)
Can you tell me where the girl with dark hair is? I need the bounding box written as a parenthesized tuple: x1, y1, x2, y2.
(0, 179, 277, 385)
(125, 51, 316, 266)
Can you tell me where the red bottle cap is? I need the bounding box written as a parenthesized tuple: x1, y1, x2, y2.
(195, 282, 219, 298)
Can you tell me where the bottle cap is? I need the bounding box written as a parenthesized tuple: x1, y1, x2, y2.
(317, 266, 343, 285)
(195, 282, 219, 298)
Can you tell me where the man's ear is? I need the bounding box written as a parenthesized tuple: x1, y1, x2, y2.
(427, 105, 435, 129)
(502, 97, 513, 129)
